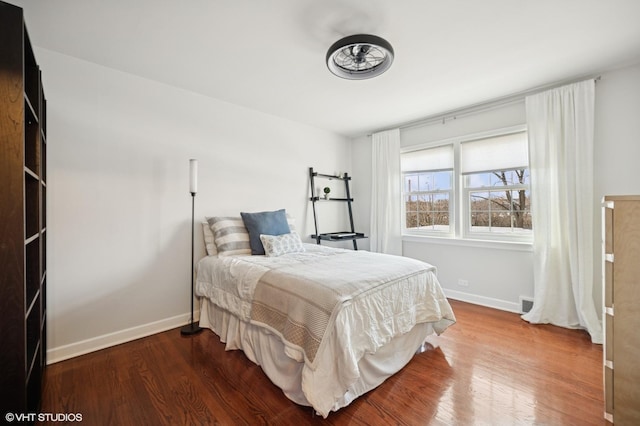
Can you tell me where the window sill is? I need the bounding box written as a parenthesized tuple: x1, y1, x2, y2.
(402, 234, 533, 252)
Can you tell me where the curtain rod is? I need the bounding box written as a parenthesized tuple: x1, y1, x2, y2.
(368, 75, 601, 136)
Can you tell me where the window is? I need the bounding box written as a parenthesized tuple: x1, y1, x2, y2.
(401, 145, 453, 234)
(403, 170, 453, 232)
(401, 127, 531, 241)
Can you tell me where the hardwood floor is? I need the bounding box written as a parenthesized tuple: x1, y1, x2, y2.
(38, 300, 608, 425)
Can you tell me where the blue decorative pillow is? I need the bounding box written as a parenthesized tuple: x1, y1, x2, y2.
(240, 209, 291, 255)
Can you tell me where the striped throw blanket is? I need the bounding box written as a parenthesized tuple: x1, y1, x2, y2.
(249, 249, 440, 366)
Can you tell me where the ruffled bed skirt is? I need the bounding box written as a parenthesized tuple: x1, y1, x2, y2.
(199, 299, 435, 416)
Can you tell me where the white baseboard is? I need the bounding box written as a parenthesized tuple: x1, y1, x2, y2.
(46, 311, 200, 365)
(443, 289, 521, 314)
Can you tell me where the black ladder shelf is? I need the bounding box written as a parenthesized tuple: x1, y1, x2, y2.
(309, 167, 367, 250)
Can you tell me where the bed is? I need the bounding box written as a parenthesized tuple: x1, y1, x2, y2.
(195, 213, 456, 417)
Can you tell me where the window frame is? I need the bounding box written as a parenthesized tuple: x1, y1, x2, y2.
(400, 125, 531, 243)
(402, 168, 454, 236)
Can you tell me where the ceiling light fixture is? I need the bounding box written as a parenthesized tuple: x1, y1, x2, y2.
(326, 34, 394, 80)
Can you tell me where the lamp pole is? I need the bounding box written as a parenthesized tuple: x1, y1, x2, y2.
(181, 159, 202, 335)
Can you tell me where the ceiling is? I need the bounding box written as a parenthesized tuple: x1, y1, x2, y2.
(12, 0, 640, 137)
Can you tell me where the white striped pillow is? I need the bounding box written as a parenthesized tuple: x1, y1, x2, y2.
(207, 217, 251, 257)
(202, 221, 217, 256)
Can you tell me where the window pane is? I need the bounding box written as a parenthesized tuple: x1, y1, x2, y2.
(404, 174, 418, 192)
(433, 171, 452, 190)
(432, 193, 450, 226)
(491, 169, 529, 186)
(405, 211, 418, 229)
(490, 212, 511, 228)
(470, 191, 489, 208)
(524, 190, 531, 209)
(490, 171, 508, 186)
(467, 173, 491, 188)
(511, 210, 532, 230)
(404, 190, 450, 232)
(470, 190, 489, 230)
(521, 210, 532, 230)
(506, 189, 529, 210)
(418, 174, 432, 191)
(404, 171, 453, 192)
(469, 188, 532, 234)
(466, 169, 529, 189)
(504, 170, 519, 185)
(405, 195, 417, 212)
(489, 191, 510, 212)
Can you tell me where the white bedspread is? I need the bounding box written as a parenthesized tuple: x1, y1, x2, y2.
(196, 244, 455, 417)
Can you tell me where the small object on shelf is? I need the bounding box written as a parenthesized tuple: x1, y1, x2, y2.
(323, 187, 331, 200)
(334, 232, 356, 238)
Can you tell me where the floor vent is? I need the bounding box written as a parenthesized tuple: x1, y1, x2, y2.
(520, 297, 534, 314)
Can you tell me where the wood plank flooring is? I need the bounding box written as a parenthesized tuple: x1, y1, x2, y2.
(37, 300, 608, 425)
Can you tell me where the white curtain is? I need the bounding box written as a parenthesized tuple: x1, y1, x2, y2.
(370, 128, 402, 255)
(522, 79, 602, 344)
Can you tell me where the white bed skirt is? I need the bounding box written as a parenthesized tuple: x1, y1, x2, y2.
(199, 298, 435, 415)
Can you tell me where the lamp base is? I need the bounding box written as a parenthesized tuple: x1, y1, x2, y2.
(180, 322, 203, 336)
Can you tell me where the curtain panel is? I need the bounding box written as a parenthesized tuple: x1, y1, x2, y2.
(370, 129, 402, 255)
(522, 79, 602, 344)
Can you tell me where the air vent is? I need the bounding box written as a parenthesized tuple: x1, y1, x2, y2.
(520, 297, 534, 314)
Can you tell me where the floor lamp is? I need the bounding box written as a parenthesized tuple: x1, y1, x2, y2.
(181, 159, 203, 335)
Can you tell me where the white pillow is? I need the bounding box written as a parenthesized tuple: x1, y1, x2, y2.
(285, 213, 296, 232)
(260, 231, 306, 257)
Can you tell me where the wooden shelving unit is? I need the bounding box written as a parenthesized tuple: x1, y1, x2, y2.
(602, 195, 640, 424)
(309, 167, 367, 250)
(0, 1, 47, 416)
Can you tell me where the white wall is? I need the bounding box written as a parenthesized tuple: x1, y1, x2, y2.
(352, 61, 640, 314)
(39, 48, 351, 362)
(594, 64, 640, 195)
(593, 62, 640, 311)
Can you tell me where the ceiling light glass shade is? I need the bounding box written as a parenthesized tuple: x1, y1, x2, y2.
(326, 34, 394, 80)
